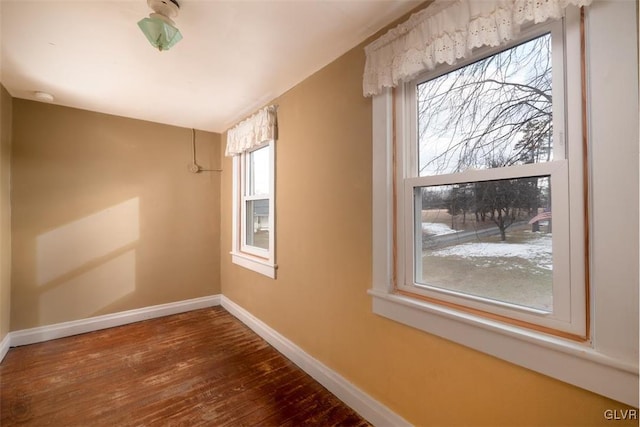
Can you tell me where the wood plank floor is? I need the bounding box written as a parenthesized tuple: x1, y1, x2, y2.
(0, 306, 371, 426)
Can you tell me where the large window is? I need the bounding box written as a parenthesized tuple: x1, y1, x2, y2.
(397, 22, 585, 337)
(370, 3, 639, 407)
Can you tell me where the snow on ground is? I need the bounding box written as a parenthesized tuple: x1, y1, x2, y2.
(422, 222, 457, 235)
(430, 233, 552, 270)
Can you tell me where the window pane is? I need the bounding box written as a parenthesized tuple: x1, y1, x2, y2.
(246, 199, 269, 250)
(415, 176, 552, 311)
(248, 146, 270, 196)
(418, 34, 553, 176)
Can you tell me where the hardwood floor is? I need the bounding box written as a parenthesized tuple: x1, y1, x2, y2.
(0, 306, 371, 426)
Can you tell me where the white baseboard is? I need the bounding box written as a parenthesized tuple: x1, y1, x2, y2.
(221, 296, 411, 427)
(0, 332, 10, 362)
(6, 294, 222, 351)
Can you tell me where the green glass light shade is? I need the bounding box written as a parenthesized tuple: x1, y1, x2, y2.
(137, 15, 182, 51)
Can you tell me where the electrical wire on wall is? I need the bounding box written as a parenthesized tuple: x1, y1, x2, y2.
(189, 128, 222, 173)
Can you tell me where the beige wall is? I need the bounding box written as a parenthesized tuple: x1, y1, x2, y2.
(0, 85, 12, 341)
(220, 17, 637, 427)
(11, 100, 221, 330)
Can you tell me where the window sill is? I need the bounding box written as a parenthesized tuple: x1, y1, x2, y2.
(368, 289, 638, 406)
(230, 251, 277, 279)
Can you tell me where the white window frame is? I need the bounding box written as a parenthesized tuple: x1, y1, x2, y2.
(395, 21, 586, 338)
(231, 141, 277, 278)
(370, 4, 638, 407)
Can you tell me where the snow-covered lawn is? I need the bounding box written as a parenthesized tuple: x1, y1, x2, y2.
(419, 228, 553, 310)
(430, 234, 552, 271)
(422, 222, 457, 235)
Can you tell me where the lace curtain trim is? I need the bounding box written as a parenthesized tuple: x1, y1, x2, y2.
(225, 105, 278, 156)
(363, 0, 591, 97)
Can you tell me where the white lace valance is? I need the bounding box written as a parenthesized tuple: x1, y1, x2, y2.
(363, 0, 591, 97)
(225, 105, 278, 156)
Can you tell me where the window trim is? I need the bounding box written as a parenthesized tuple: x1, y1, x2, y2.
(231, 141, 277, 279)
(369, 5, 638, 406)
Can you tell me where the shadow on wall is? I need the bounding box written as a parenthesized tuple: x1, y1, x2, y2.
(35, 198, 139, 325)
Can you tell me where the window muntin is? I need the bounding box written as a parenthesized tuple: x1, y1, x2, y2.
(398, 19, 585, 335)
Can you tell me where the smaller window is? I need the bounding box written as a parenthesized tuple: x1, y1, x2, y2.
(228, 105, 277, 278)
(231, 141, 276, 278)
(241, 145, 272, 255)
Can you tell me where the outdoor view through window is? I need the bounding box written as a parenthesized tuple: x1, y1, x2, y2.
(415, 34, 554, 311)
(245, 145, 270, 250)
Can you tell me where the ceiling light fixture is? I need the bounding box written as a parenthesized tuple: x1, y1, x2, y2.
(137, 0, 182, 52)
(34, 91, 54, 103)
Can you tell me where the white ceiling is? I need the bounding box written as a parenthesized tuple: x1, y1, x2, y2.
(0, 0, 421, 133)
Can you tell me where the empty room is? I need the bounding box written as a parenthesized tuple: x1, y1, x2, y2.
(0, 0, 638, 425)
